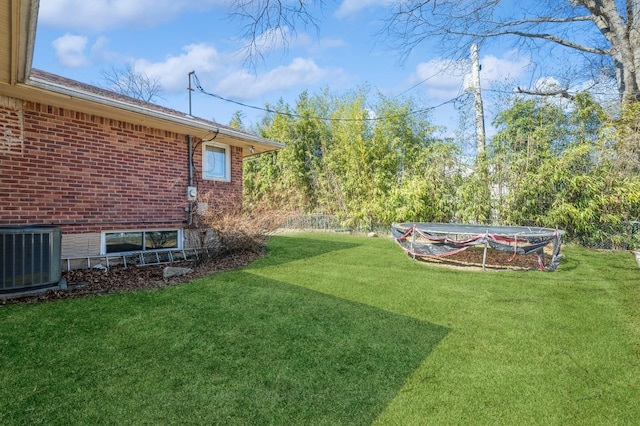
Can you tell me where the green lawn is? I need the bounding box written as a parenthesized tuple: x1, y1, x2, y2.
(1, 233, 639, 425)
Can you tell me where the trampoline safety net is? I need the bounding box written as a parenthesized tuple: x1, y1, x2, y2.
(391, 223, 564, 271)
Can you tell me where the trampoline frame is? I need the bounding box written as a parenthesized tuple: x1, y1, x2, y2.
(391, 222, 564, 271)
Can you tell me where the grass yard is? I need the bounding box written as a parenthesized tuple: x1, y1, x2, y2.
(1, 233, 639, 425)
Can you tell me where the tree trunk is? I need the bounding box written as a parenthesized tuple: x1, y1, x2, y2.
(581, 0, 640, 101)
(627, 0, 640, 101)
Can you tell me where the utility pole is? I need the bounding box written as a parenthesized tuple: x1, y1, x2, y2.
(188, 71, 195, 116)
(471, 44, 491, 222)
(471, 44, 486, 156)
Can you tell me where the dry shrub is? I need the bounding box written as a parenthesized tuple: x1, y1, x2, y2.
(192, 193, 294, 262)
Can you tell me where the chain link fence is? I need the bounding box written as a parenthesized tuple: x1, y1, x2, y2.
(279, 215, 640, 251)
(569, 221, 640, 251)
(280, 214, 390, 235)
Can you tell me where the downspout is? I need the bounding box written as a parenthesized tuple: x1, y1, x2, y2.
(187, 134, 193, 225)
(187, 71, 195, 226)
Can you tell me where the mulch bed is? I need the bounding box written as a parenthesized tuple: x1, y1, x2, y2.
(2, 250, 264, 305)
(3, 242, 554, 305)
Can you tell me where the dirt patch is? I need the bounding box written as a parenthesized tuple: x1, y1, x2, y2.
(3, 250, 264, 305)
(412, 246, 553, 271)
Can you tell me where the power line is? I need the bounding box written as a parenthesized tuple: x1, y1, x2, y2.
(190, 72, 465, 122)
(393, 71, 443, 99)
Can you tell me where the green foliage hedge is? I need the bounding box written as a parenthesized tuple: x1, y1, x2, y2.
(239, 89, 640, 248)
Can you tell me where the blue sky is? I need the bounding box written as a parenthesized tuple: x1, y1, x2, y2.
(33, 0, 573, 139)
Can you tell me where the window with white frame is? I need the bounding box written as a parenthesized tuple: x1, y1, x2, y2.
(202, 141, 231, 181)
(103, 229, 181, 254)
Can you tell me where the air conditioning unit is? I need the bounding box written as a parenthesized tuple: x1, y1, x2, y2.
(1, 225, 62, 294)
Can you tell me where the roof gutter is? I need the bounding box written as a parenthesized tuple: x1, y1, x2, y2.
(26, 76, 284, 150)
(12, 0, 39, 84)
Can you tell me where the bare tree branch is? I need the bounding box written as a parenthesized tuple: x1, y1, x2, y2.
(225, 0, 640, 101)
(228, 0, 324, 70)
(516, 86, 575, 100)
(379, 0, 639, 100)
(481, 30, 609, 55)
(100, 64, 163, 103)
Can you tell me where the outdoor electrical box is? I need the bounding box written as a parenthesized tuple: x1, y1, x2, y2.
(197, 202, 208, 216)
(187, 186, 197, 201)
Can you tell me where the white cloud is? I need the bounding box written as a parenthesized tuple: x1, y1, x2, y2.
(335, 0, 395, 18)
(216, 58, 342, 99)
(237, 28, 344, 58)
(90, 36, 125, 63)
(407, 50, 531, 101)
(410, 58, 469, 100)
(245, 27, 300, 55)
(51, 34, 130, 68)
(39, 0, 227, 32)
(532, 76, 562, 91)
(51, 34, 89, 67)
(309, 37, 346, 54)
(133, 44, 225, 93)
(476, 51, 530, 86)
(99, 36, 347, 102)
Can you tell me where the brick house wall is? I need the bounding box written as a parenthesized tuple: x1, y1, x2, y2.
(1, 96, 243, 260)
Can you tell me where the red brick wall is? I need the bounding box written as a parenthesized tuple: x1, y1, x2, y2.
(192, 143, 244, 209)
(0, 100, 243, 234)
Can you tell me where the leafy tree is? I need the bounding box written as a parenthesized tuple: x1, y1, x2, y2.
(244, 100, 295, 209)
(245, 86, 638, 246)
(389, 141, 461, 224)
(228, 110, 246, 130)
(244, 87, 450, 229)
(605, 101, 640, 176)
(454, 161, 492, 224)
(489, 91, 640, 247)
(244, 94, 330, 212)
(489, 97, 567, 225)
(368, 95, 458, 224)
(285, 91, 331, 211)
(321, 89, 372, 226)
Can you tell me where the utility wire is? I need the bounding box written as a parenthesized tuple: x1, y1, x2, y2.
(393, 68, 462, 99)
(393, 72, 442, 99)
(191, 72, 465, 122)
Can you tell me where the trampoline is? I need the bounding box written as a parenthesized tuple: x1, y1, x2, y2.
(391, 223, 564, 271)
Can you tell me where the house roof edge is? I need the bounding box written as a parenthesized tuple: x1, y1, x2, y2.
(27, 69, 284, 152)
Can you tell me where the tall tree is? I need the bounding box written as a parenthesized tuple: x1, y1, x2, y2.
(229, 0, 640, 102)
(487, 92, 640, 245)
(228, 110, 246, 130)
(383, 0, 640, 101)
(244, 87, 449, 228)
(490, 97, 570, 225)
(100, 64, 163, 103)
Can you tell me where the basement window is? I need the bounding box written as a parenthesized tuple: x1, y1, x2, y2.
(103, 229, 181, 254)
(203, 141, 231, 181)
